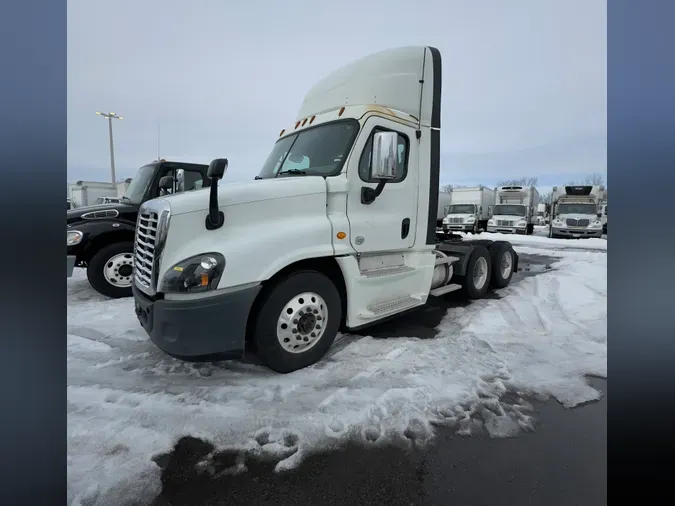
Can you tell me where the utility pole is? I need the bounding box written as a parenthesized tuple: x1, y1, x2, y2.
(95, 111, 124, 183)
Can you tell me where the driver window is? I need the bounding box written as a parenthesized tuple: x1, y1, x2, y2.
(158, 168, 206, 196)
(358, 128, 409, 183)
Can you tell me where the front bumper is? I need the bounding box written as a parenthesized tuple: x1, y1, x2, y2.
(133, 283, 262, 359)
(67, 255, 76, 277)
(486, 226, 527, 234)
(551, 226, 603, 238)
(443, 224, 475, 232)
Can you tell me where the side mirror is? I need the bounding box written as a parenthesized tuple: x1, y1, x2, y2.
(175, 169, 185, 192)
(158, 175, 173, 190)
(207, 158, 228, 180)
(370, 131, 398, 180)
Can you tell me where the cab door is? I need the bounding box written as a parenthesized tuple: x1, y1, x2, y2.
(345, 117, 418, 253)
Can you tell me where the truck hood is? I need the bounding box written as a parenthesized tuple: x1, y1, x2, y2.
(491, 214, 527, 222)
(443, 213, 475, 221)
(159, 176, 328, 216)
(67, 202, 138, 223)
(555, 213, 599, 222)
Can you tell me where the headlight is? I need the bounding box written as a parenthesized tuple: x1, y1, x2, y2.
(517, 220, 527, 226)
(67, 230, 83, 246)
(553, 218, 562, 225)
(466, 217, 475, 223)
(443, 218, 449, 224)
(488, 219, 495, 225)
(159, 253, 225, 294)
(589, 220, 602, 228)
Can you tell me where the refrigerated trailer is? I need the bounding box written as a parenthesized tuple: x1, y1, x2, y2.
(129, 46, 520, 373)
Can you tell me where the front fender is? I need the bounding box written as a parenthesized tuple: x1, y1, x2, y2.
(67, 219, 136, 262)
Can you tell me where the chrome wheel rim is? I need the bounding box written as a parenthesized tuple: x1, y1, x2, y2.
(500, 251, 513, 279)
(473, 257, 488, 290)
(277, 292, 328, 354)
(103, 253, 134, 287)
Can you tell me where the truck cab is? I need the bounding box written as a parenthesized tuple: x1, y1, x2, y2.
(487, 186, 540, 235)
(549, 185, 605, 238)
(131, 46, 520, 373)
(441, 186, 494, 234)
(67, 160, 210, 297)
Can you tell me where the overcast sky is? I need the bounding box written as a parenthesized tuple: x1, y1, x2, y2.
(67, 0, 606, 189)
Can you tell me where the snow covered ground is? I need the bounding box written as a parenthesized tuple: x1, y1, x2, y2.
(67, 235, 607, 506)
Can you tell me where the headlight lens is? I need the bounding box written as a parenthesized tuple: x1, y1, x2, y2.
(159, 253, 225, 293)
(488, 219, 495, 225)
(517, 220, 527, 226)
(466, 217, 475, 223)
(67, 230, 83, 246)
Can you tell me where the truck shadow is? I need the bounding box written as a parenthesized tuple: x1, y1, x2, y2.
(351, 253, 556, 341)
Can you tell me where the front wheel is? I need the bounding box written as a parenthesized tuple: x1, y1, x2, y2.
(86, 242, 135, 298)
(489, 241, 515, 289)
(251, 270, 342, 373)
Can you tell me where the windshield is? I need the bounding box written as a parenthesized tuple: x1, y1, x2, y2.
(558, 203, 597, 215)
(123, 164, 156, 204)
(445, 204, 476, 215)
(493, 204, 527, 217)
(257, 120, 359, 179)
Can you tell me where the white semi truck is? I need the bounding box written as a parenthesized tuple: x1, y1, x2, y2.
(549, 185, 606, 238)
(131, 46, 520, 373)
(600, 202, 607, 234)
(440, 186, 494, 234)
(536, 203, 548, 225)
(487, 185, 540, 235)
(437, 191, 453, 229)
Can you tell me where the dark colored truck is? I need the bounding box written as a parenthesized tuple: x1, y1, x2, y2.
(67, 160, 210, 298)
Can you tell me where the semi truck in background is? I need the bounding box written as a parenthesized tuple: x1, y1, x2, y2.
(487, 186, 540, 235)
(440, 186, 495, 234)
(549, 185, 606, 238)
(536, 203, 548, 225)
(130, 46, 521, 374)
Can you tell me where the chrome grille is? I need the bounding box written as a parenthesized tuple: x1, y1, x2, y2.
(566, 218, 590, 227)
(133, 199, 171, 294)
(449, 217, 463, 224)
(497, 220, 514, 226)
(134, 210, 158, 289)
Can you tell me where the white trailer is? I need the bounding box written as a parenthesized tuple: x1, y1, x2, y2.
(440, 186, 494, 234)
(487, 185, 540, 235)
(549, 185, 606, 238)
(131, 46, 520, 374)
(68, 181, 119, 208)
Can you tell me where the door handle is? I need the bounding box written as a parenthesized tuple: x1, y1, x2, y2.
(401, 218, 410, 239)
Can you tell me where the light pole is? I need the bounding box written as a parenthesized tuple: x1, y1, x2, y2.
(95, 111, 124, 183)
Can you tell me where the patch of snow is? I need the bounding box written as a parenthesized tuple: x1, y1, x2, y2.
(67, 242, 607, 505)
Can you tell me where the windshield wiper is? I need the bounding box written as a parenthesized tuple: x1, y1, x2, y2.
(277, 169, 307, 177)
(254, 176, 264, 180)
(121, 196, 131, 203)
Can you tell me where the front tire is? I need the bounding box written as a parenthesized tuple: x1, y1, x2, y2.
(86, 242, 135, 298)
(251, 270, 342, 373)
(460, 245, 492, 299)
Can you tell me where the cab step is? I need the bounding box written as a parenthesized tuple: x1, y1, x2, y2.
(429, 283, 462, 297)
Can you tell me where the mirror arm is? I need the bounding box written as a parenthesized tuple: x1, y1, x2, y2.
(360, 179, 388, 205)
(205, 177, 224, 230)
